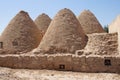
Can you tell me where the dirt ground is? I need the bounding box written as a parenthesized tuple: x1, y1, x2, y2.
(0, 67, 119, 80)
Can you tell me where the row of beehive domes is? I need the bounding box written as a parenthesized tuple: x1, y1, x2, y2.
(0, 8, 105, 54)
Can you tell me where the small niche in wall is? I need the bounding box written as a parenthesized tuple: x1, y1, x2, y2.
(0, 42, 3, 48)
(12, 39, 18, 46)
(104, 59, 111, 66)
(59, 64, 65, 70)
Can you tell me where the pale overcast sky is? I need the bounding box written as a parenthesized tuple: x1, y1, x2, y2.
(0, 0, 120, 34)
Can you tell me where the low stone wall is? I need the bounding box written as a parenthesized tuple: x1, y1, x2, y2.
(72, 55, 120, 73)
(0, 54, 119, 73)
(84, 33, 118, 55)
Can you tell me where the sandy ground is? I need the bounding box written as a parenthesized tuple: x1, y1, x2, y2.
(0, 67, 119, 80)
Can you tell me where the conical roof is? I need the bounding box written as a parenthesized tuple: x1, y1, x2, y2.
(34, 13, 51, 35)
(0, 11, 42, 53)
(78, 10, 105, 34)
(109, 15, 120, 33)
(38, 8, 88, 54)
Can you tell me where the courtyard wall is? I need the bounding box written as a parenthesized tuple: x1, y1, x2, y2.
(0, 54, 119, 73)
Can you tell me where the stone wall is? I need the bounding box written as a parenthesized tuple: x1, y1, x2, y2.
(109, 15, 120, 53)
(72, 55, 120, 73)
(84, 33, 118, 55)
(0, 54, 119, 73)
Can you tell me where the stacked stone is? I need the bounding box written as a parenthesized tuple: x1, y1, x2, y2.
(38, 8, 88, 54)
(0, 11, 42, 53)
(78, 10, 105, 34)
(83, 33, 118, 55)
(35, 13, 51, 35)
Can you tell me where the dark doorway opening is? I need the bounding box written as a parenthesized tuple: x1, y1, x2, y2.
(59, 64, 65, 70)
(104, 59, 111, 66)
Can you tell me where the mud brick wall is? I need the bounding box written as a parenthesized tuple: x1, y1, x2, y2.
(72, 55, 120, 73)
(0, 54, 119, 73)
(52, 55, 72, 71)
(84, 33, 118, 55)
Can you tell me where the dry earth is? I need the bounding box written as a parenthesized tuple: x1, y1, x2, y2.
(0, 67, 119, 80)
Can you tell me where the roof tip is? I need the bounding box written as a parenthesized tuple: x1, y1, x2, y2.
(114, 15, 120, 21)
(19, 10, 28, 14)
(63, 8, 69, 9)
(117, 15, 120, 18)
(41, 13, 48, 16)
(80, 9, 93, 15)
(83, 9, 91, 12)
(62, 8, 71, 11)
(58, 8, 73, 13)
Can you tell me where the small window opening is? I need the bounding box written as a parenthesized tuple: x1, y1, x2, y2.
(12, 40, 18, 46)
(0, 42, 3, 48)
(104, 59, 111, 66)
(59, 64, 65, 69)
